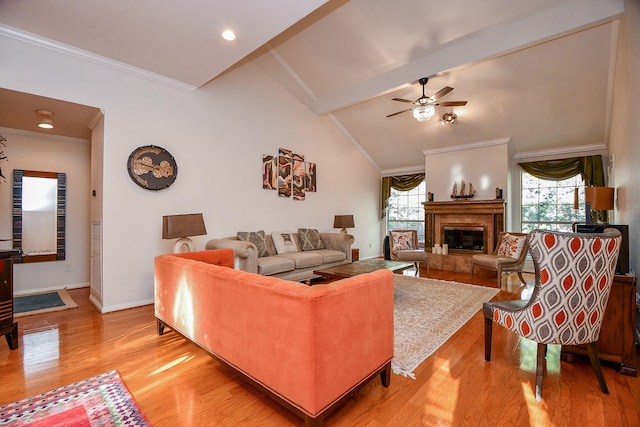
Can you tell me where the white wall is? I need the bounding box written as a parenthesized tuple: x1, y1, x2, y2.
(424, 138, 510, 202)
(609, 0, 640, 276)
(0, 129, 91, 293)
(0, 33, 381, 311)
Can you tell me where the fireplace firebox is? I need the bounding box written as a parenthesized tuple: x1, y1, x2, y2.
(443, 225, 485, 252)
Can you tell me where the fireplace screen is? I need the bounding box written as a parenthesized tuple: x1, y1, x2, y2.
(443, 226, 485, 252)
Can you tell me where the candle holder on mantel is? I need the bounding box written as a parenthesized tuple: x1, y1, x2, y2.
(450, 180, 477, 199)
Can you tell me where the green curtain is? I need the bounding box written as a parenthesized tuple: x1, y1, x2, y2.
(519, 154, 607, 221)
(518, 155, 605, 186)
(381, 173, 425, 218)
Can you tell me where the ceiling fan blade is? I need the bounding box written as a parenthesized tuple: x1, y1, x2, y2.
(432, 86, 454, 100)
(437, 101, 467, 107)
(391, 97, 415, 104)
(386, 109, 412, 118)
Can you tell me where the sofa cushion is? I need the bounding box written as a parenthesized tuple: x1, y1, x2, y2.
(258, 256, 296, 276)
(298, 228, 325, 251)
(237, 230, 270, 257)
(272, 231, 299, 254)
(314, 249, 347, 264)
(279, 251, 324, 269)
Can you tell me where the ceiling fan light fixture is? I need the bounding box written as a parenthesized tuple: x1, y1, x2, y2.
(36, 109, 55, 129)
(413, 104, 435, 122)
(441, 112, 457, 125)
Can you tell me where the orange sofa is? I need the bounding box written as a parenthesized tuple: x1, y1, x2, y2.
(154, 249, 394, 426)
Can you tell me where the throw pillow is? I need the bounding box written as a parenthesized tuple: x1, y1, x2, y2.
(272, 231, 299, 254)
(237, 230, 270, 257)
(297, 228, 325, 251)
(390, 231, 414, 251)
(496, 233, 526, 258)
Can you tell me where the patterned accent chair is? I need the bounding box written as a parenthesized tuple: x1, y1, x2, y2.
(471, 231, 529, 287)
(483, 228, 621, 400)
(389, 230, 428, 276)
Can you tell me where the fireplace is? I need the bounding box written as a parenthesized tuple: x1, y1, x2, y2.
(423, 200, 505, 272)
(443, 224, 486, 253)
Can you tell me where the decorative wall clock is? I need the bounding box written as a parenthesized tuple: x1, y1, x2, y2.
(127, 145, 177, 190)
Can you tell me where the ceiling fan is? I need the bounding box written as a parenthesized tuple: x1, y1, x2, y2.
(386, 77, 467, 122)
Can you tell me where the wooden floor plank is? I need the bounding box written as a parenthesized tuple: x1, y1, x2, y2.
(1, 268, 638, 426)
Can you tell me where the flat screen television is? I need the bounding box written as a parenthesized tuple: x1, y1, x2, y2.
(575, 224, 629, 275)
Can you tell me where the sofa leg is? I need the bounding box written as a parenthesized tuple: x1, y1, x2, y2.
(380, 361, 391, 387)
(304, 415, 323, 427)
(157, 319, 166, 336)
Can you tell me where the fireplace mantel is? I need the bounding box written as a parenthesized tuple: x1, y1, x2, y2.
(423, 199, 506, 255)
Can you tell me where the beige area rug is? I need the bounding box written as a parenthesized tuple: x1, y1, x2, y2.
(392, 275, 499, 378)
(14, 288, 79, 317)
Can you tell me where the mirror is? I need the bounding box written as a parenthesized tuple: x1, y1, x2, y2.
(12, 169, 66, 263)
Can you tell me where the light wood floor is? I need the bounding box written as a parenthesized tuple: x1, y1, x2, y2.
(1, 268, 639, 426)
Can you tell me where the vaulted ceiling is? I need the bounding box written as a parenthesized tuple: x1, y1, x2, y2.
(0, 0, 624, 171)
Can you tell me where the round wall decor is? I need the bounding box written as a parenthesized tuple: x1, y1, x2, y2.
(127, 145, 177, 190)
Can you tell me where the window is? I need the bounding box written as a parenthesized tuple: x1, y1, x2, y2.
(521, 172, 585, 232)
(387, 181, 426, 246)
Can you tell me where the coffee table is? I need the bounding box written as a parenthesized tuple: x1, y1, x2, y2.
(313, 259, 414, 280)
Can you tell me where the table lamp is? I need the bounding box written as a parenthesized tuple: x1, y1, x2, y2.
(584, 186, 614, 224)
(333, 215, 355, 233)
(162, 213, 207, 253)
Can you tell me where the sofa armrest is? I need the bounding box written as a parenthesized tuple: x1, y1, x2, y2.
(205, 238, 258, 273)
(319, 232, 354, 261)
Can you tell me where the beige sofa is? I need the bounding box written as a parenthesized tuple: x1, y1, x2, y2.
(205, 231, 353, 282)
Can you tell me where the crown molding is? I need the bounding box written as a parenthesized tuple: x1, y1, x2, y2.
(512, 143, 608, 161)
(0, 24, 197, 93)
(380, 166, 425, 177)
(422, 137, 511, 156)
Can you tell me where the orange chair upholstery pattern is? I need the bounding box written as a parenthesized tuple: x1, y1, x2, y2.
(154, 248, 394, 426)
(483, 228, 621, 400)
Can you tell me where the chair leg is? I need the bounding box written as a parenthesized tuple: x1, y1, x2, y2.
(470, 264, 475, 280)
(496, 266, 503, 287)
(535, 343, 547, 401)
(586, 342, 609, 394)
(517, 271, 527, 285)
(484, 316, 493, 361)
(414, 262, 419, 276)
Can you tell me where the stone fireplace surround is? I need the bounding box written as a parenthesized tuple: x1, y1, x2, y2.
(423, 199, 506, 272)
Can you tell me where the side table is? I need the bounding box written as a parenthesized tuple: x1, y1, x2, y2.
(0, 251, 18, 350)
(561, 274, 637, 376)
(351, 248, 359, 261)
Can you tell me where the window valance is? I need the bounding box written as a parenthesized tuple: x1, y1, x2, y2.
(518, 155, 605, 187)
(381, 173, 425, 218)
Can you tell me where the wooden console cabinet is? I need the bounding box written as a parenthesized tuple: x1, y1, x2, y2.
(561, 275, 637, 376)
(0, 250, 18, 350)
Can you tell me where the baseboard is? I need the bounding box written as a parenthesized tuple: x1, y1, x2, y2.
(99, 298, 154, 314)
(14, 282, 90, 296)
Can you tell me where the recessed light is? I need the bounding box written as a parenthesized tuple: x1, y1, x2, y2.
(221, 29, 236, 41)
(36, 109, 55, 129)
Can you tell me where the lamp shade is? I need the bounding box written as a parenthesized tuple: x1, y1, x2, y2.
(585, 187, 614, 210)
(162, 213, 207, 239)
(333, 215, 355, 229)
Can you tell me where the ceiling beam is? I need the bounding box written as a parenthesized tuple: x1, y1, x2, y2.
(312, 0, 624, 115)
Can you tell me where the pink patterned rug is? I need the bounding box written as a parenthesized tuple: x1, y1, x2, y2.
(0, 370, 151, 426)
